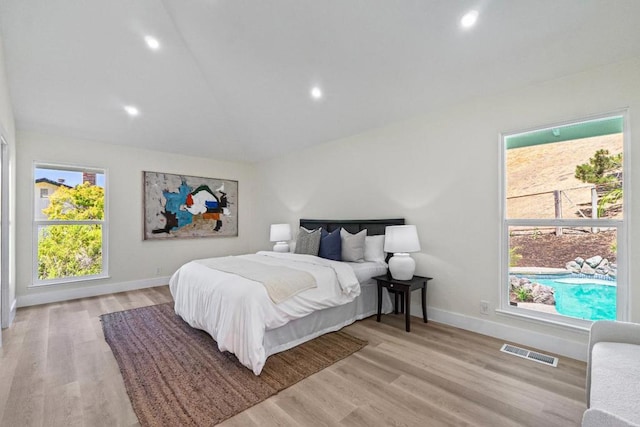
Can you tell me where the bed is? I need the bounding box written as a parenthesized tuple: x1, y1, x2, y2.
(169, 218, 404, 375)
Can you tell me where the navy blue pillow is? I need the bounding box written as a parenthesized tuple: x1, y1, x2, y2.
(319, 228, 342, 261)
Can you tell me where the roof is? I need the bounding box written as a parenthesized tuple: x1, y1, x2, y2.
(35, 178, 72, 189)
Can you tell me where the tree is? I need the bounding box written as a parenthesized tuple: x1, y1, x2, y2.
(38, 182, 104, 280)
(43, 182, 104, 220)
(574, 149, 622, 187)
(575, 149, 623, 217)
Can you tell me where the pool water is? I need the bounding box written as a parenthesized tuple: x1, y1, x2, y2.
(521, 276, 616, 321)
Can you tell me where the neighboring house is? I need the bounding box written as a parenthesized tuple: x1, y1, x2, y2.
(34, 178, 72, 220)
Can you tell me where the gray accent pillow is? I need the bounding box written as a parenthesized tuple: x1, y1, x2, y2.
(294, 227, 321, 256)
(340, 228, 366, 262)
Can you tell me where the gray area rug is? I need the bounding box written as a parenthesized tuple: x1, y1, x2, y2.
(101, 303, 366, 426)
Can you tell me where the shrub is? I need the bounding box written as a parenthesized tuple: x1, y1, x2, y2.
(515, 287, 533, 302)
(509, 246, 522, 267)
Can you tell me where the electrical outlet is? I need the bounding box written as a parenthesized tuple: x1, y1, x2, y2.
(480, 300, 489, 315)
(155, 267, 161, 276)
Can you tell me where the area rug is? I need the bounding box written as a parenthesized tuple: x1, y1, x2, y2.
(101, 303, 366, 426)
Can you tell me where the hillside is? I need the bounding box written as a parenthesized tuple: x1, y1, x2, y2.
(507, 133, 622, 267)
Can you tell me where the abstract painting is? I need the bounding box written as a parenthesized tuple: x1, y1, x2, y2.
(143, 171, 238, 240)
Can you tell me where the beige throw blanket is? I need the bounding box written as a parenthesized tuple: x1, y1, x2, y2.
(196, 257, 317, 304)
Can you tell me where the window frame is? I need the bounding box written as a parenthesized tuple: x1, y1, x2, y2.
(498, 111, 629, 329)
(1, 136, 10, 328)
(31, 162, 109, 287)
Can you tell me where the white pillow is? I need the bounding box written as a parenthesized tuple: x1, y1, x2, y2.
(340, 228, 366, 262)
(364, 235, 386, 263)
(346, 260, 389, 283)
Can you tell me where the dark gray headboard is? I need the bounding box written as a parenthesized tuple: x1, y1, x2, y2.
(299, 218, 405, 236)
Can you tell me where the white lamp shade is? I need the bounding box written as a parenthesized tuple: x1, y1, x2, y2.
(270, 223, 292, 242)
(384, 225, 421, 254)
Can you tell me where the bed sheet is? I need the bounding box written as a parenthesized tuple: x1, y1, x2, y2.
(170, 251, 361, 375)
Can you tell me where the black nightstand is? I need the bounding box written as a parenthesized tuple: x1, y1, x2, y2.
(374, 274, 432, 332)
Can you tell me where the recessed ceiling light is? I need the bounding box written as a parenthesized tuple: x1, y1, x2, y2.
(144, 35, 160, 50)
(124, 105, 139, 116)
(461, 10, 479, 28)
(310, 86, 323, 100)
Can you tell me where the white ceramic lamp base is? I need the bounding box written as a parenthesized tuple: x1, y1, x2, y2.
(273, 242, 290, 253)
(388, 253, 415, 280)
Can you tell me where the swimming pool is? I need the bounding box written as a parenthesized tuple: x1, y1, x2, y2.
(518, 275, 616, 321)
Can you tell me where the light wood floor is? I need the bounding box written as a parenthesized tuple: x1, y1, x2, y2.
(0, 286, 587, 426)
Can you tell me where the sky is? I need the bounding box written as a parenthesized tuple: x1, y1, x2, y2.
(35, 167, 106, 188)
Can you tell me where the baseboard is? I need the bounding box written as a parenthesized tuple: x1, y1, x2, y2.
(411, 304, 588, 362)
(16, 276, 171, 308)
(9, 298, 16, 325)
(0, 298, 17, 330)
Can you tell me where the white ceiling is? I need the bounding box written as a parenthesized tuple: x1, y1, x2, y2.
(2, 1, 640, 162)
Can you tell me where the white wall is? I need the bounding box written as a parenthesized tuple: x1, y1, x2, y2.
(0, 34, 17, 326)
(253, 56, 640, 360)
(15, 131, 256, 306)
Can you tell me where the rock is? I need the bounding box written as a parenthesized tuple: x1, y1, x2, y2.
(581, 263, 596, 275)
(509, 276, 533, 291)
(566, 255, 617, 277)
(585, 256, 603, 268)
(566, 261, 581, 274)
(531, 283, 555, 305)
(591, 258, 613, 276)
(510, 277, 556, 306)
(533, 292, 555, 305)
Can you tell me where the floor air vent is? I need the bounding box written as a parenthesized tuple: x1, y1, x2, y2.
(500, 344, 558, 367)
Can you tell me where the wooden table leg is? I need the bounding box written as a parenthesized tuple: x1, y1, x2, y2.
(422, 284, 428, 323)
(394, 291, 399, 314)
(377, 283, 382, 322)
(405, 289, 411, 332)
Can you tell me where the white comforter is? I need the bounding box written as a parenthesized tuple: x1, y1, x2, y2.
(169, 251, 361, 375)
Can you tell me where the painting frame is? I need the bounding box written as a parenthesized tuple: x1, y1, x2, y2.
(143, 171, 238, 240)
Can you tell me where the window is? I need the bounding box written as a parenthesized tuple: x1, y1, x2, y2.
(33, 164, 108, 286)
(500, 113, 627, 327)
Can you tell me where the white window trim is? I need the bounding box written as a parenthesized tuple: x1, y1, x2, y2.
(1, 136, 10, 328)
(31, 162, 109, 287)
(498, 110, 630, 329)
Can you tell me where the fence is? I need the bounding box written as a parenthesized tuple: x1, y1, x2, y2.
(507, 185, 599, 235)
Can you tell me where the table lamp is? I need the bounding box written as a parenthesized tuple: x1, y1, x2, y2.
(270, 224, 292, 252)
(384, 225, 421, 280)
